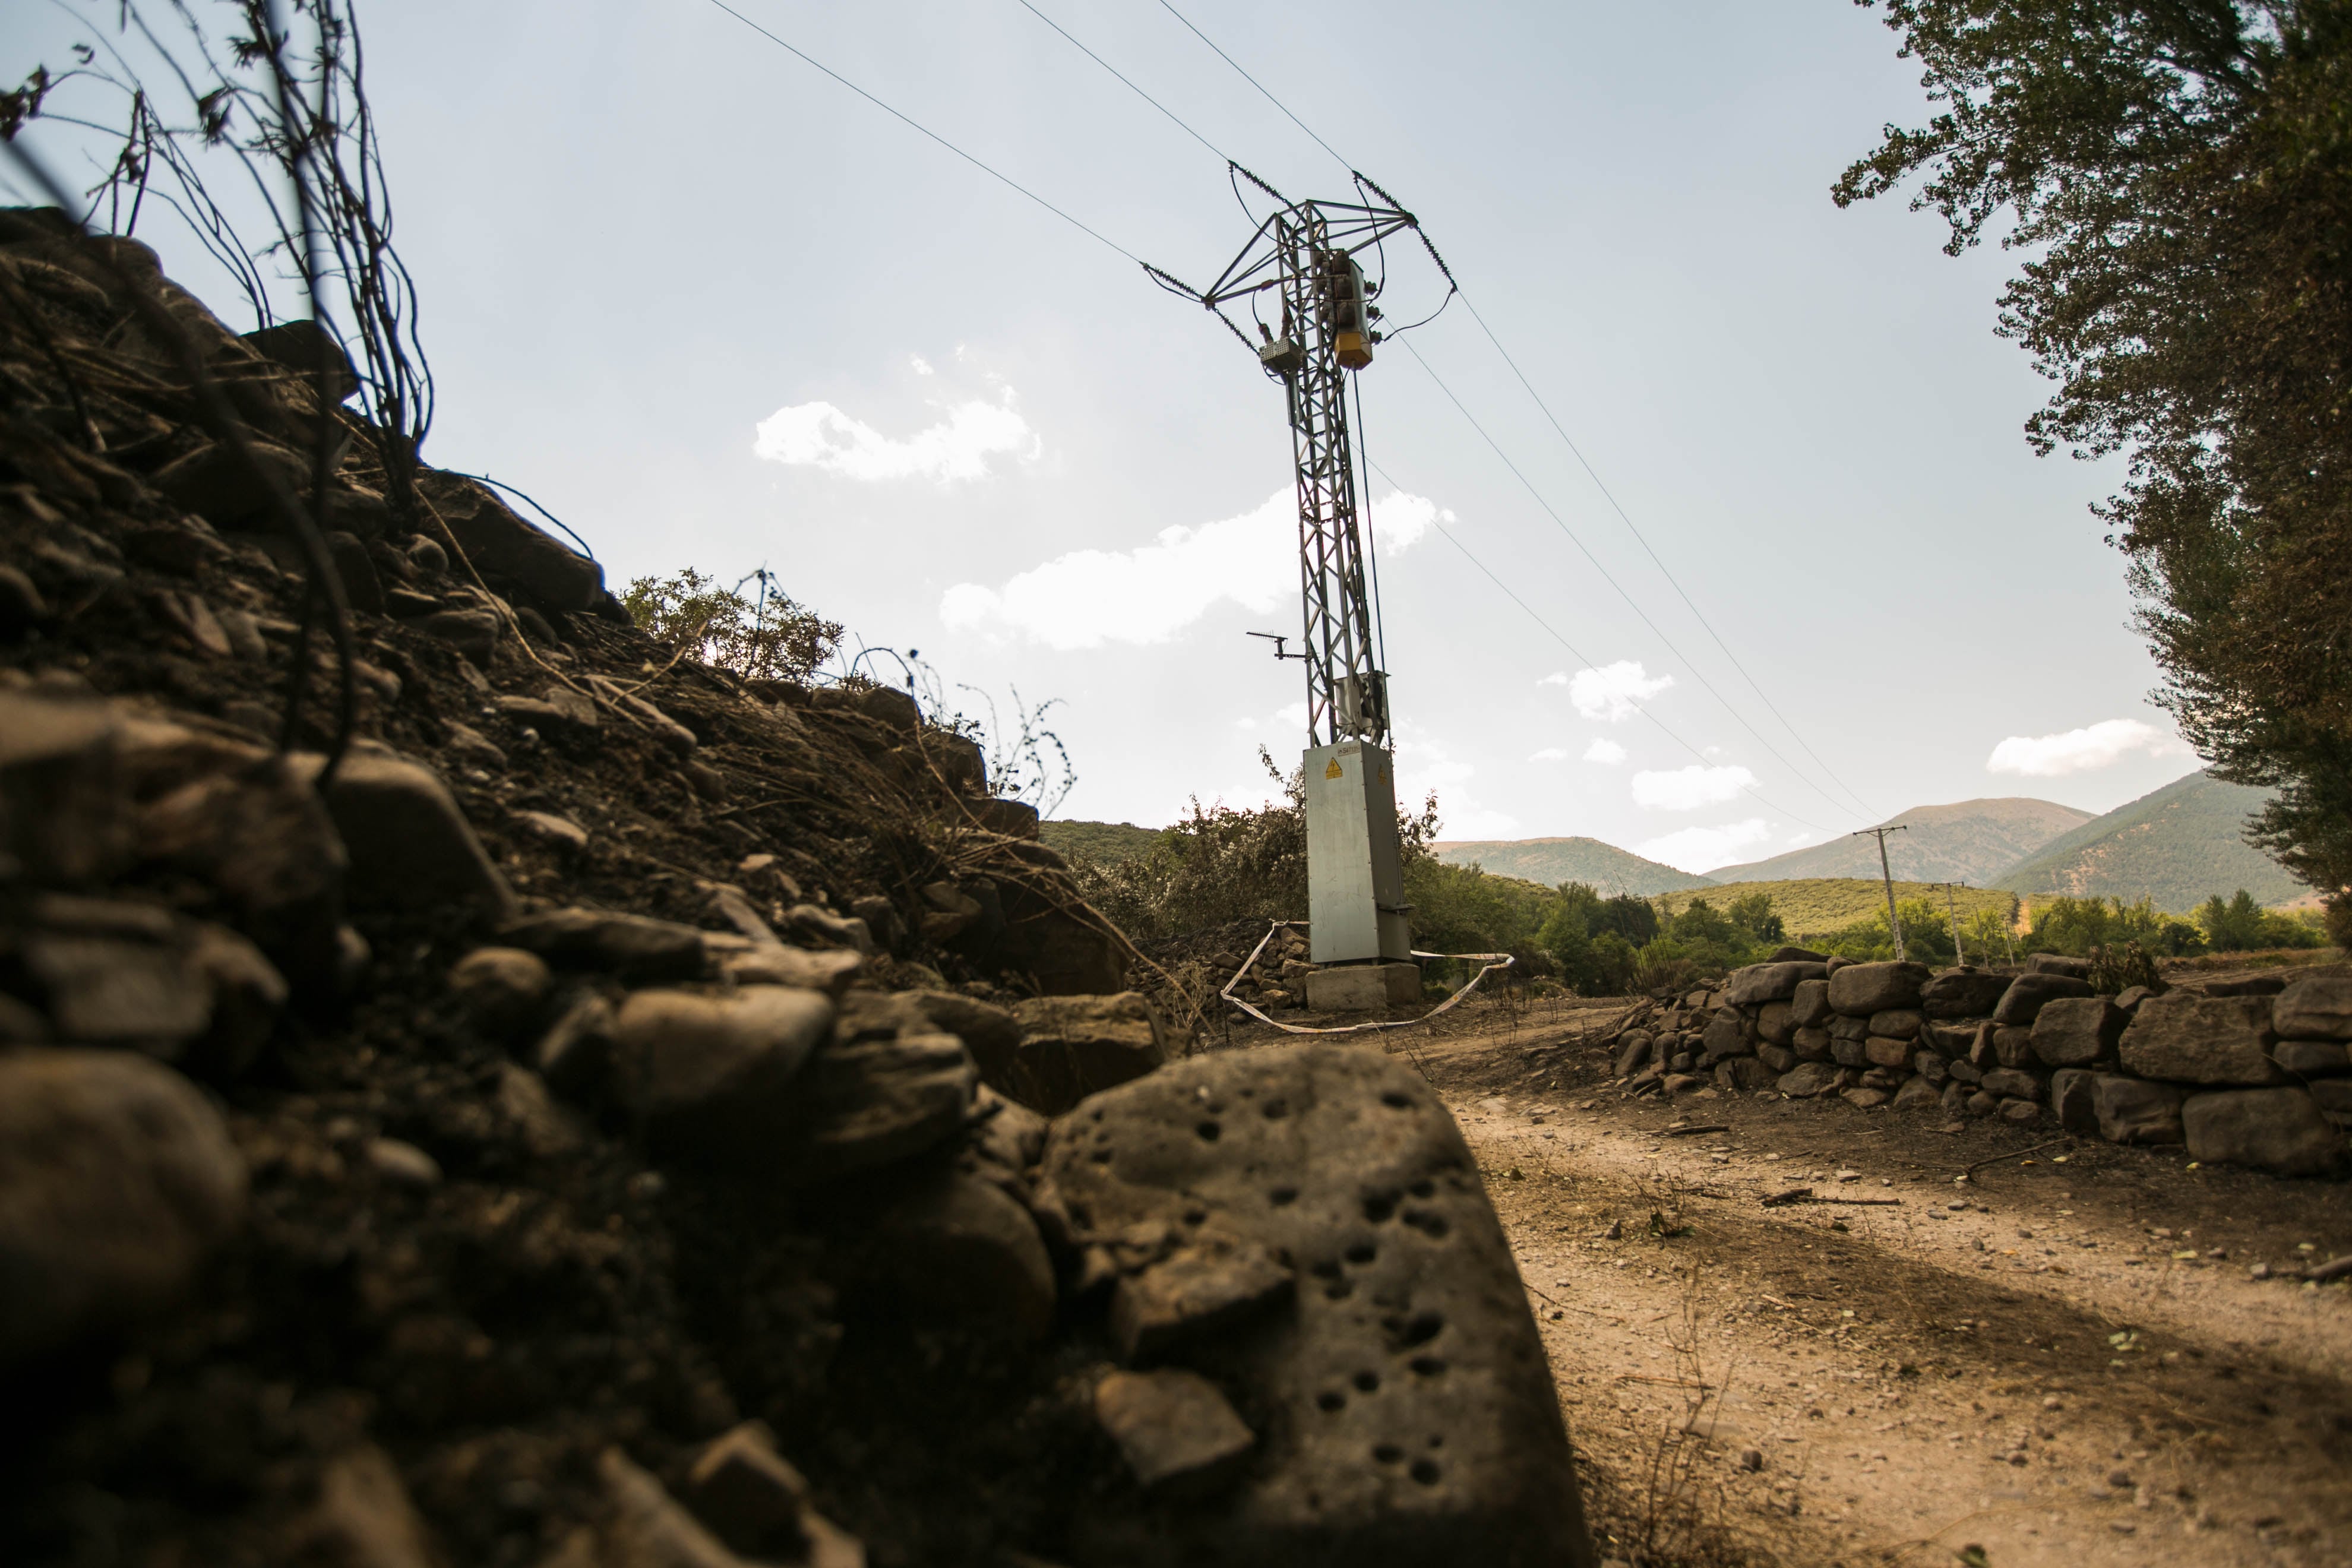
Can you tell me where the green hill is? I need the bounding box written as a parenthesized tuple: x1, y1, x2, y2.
(1038, 819, 1165, 864)
(1993, 770, 2307, 911)
(1429, 837, 1716, 896)
(1655, 879, 2019, 940)
(1711, 798, 2093, 884)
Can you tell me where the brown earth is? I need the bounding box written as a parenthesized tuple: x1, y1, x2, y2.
(1219, 990, 2352, 1568)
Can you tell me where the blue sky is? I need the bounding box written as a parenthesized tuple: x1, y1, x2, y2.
(5, 0, 2206, 870)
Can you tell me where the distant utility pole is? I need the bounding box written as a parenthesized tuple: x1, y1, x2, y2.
(1936, 881, 1967, 968)
(1852, 824, 1911, 962)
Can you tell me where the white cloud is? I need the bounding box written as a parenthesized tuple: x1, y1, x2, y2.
(1370, 491, 1450, 554)
(1632, 764, 1757, 811)
(1582, 738, 1627, 765)
(1529, 747, 1570, 763)
(1985, 718, 2186, 777)
(940, 489, 1440, 650)
(1556, 660, 1673, 722)
(753, 387, 1038, 482)
(1637, 818, 1773, 874)
(909, 355, 934, 377)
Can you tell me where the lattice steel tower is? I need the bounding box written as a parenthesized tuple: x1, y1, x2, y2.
(1153, 176, 1449, 969)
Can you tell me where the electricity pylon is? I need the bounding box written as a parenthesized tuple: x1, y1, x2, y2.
(1150, 170, 1450, 968)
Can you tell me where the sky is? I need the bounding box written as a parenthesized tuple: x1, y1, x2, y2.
(4, 0, 2209, 872)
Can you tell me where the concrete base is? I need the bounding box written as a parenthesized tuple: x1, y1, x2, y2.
(1304, 962, 1422, 1012)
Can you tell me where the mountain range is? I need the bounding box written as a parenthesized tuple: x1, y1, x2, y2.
(1425, 836, 1715, 896)
(1045, 770, 2308, 912)
(1999, 770, 2301, 910)
(1712, 797, 2094, 884)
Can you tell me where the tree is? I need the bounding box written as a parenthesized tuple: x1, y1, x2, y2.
(1837, 1, 2352, 926)
(1725, 890, 1787, 946)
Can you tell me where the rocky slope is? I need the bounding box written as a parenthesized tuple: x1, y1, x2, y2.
(0, 211, 1593, 1566)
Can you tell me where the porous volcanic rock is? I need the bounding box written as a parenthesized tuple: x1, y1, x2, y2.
(1038, 1047, 1594, 1567)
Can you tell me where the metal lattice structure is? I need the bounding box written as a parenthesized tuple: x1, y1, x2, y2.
(1151, 182, 1443, 748)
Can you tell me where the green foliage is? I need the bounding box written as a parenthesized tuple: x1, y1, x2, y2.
(1654, 879, 2015, 940)
(2195, 889, 2327, 951)
(621, 568, 842, 684)
(2023, 896, 2205, 959)
(1839, 0, 2352, 927)
(2088, 941, 2164, 995)
(1725, 890, 1786, 945)
(1037, 820, 1165, 865)
(1069, 750, 1441, 943)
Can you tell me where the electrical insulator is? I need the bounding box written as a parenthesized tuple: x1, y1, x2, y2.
(1323, 251, 1373, 369)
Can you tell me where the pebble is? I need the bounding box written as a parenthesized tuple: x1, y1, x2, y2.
(1835, 1170, 1860, 1183)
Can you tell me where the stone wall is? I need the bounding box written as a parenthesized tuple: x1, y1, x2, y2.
(1607, 952, 2351, 1178)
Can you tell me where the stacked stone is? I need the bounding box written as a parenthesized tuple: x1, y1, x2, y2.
(1604, 949, 2351, 1179)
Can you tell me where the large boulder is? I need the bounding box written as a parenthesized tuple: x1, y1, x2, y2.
(608, 987, 834, 1169)
(1920, 969, 2009, 1020)
(1038, 1047, 1593, 1566)
(1826, 962, 1928, 1017)
(1990, 973, 2094, 1026)
(2182, 1089, 2347, 1178)
(2050, 1068, 2098, 1135)
(296, 748, 517, 924)
(0, 1049, 248, 1367)
(2090, 1074, 2188, 1145)
(1788, 978, 1832, 1030)
(1, 688, 134, 883)
(1755, 1000, 1796, 1047)
(1867, 1009, 1923, 1041)
(2029, 996, 2125, 1069)
(1723, 961, 1825, 1008)
(1697, 1010, 1749, 1064)
(2273, 975, 2352, 1042)
(421, 473, 606, 613)
(2119, 994, 2284, 1086)
(1003, 993, 1169, 1115)
(872, 1169, 1057, 1342)
(502, 906, 709, 984)
(2274, 1040, 2351, 1077)
(1776, 1061, 1841, 1098)
(2026, 953, 2093, 979)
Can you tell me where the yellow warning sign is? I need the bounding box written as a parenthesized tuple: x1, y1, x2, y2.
(1324, 759, 1345, 780)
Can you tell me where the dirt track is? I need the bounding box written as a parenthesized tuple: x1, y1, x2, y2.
(1240, 996, 2352, 1567)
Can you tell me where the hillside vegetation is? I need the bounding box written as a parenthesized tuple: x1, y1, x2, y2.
(1427, 836, 1715, 894)
(1996, 771, 2306, 909)
(1655, 879, 2020, 941)
(1712, 797, 2092, 883)
(1039, 818, 1164, 865)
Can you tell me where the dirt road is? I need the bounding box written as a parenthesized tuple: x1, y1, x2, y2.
(1257, 998, 2352, 1567)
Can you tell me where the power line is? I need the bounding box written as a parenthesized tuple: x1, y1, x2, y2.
(1143, 0, 1881, 823)
(1399, 337, 1860, 823)
(1153, 0, 1351, 173)
(1367, 458, 1832, 834)
(1452, 293, 1881, 818)
(1016, 1, 1237, 167)
(700, 0, 1146, 267)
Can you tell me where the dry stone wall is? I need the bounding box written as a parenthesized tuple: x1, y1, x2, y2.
(1606, 950, 2351, 1179)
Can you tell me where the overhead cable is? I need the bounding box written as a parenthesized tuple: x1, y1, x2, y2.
(1152, 0, 1352, 173)
(1145, 0, 1877, 824)
(1367, 460, 1831, 835)
(1451, 293, 1881, 818)
(701, 0, 1146, 267)
(1016, 1, 1238, 167)
(1399, 338, 1857, 823)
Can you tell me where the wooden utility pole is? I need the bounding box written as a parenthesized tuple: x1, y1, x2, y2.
(1936, 881, 1967, 967)
(1852, 824, 1910, 961)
